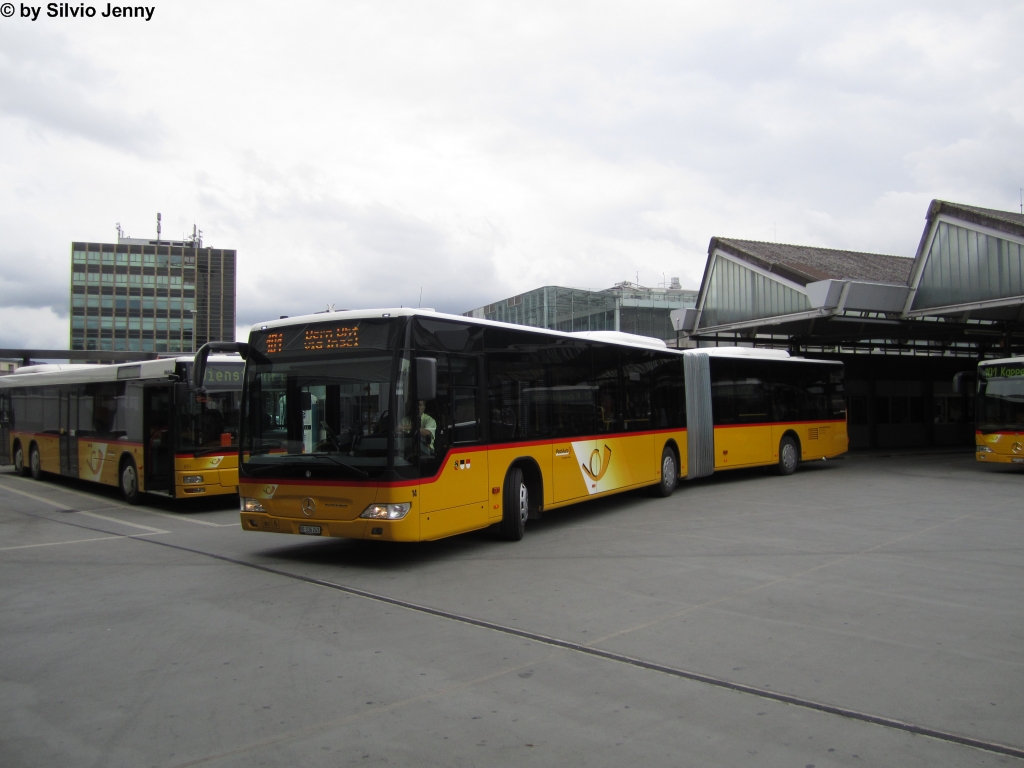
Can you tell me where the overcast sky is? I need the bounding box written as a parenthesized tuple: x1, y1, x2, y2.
(0, 0, 1021, 348)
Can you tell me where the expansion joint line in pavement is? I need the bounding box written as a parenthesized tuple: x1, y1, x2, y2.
(5, 504, 1024, 762)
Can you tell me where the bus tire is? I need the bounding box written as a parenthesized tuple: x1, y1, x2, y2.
(29, 444, 43, 480)
(13, 442, 29, 477)
(777, 435, 799, 476)
(499, 466, 528, 541)
(120, 457, 143, 505)
(652, 445, 678, 497)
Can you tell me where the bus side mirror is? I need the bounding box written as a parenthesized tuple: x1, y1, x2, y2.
(192, 341, 249, 390)
(952, 371, 975, 395)
(416, 357, 437, 401)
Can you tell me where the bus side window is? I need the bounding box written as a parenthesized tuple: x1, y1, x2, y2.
(651, 358, 686, 429)
(592, 345, 620, 433)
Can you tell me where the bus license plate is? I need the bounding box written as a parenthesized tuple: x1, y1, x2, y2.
(298, 525, 322, 536)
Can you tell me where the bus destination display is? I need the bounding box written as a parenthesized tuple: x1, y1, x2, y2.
(304, 326, 359, 351)
(261, 324, 360, 355)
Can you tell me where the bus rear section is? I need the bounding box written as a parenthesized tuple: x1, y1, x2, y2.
(685, 349, 849, 476)
(974, 358, 1024, 464)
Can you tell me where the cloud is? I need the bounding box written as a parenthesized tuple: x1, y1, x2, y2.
(0, 0, 1022, 349)
(0, 26, 163, 154)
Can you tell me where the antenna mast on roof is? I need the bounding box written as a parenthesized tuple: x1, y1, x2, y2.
(156, 212, 162, 243)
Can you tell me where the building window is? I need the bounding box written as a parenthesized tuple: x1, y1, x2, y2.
(88, 251, 101, 264)
(73, 250, 87, 263)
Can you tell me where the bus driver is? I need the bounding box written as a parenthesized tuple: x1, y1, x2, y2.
(400, 400, 436, 454)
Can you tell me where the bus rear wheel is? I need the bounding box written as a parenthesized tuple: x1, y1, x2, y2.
(777, 436, 799, 476)
(29, 444, 43, 480)
(13, 443, 28, 477)
(651, 446, 677, 497)
(120, 458, 143, 505)
(499, 466, 528, 541)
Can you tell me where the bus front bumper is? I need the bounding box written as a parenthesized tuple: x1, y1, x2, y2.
(239, 512, 421, 541)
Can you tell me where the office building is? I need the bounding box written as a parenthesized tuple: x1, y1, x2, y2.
(69, 231, 236, 354)
(464, 279, 698, 341)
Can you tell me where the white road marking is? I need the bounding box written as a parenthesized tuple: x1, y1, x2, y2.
(0, 476, 236, 527)
(0, 482, 169, 534)
(0, 533, 161, 551)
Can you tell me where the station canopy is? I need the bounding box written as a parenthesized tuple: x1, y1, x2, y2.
(681, 200, 1024, 357)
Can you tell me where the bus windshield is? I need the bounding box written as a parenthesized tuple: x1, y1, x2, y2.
(241, 354, 399, 479)
(240, 317, 406, 480)
(179, 361, 243, 455)
(978, 363, 1024, 432)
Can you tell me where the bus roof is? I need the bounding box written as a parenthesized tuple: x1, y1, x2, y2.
(0, 354, 242, 388)
(979, 356, 1024, 368)
(247, 308, 848, 362)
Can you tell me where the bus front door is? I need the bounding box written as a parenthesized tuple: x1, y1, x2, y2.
(59, 389, 79, 478)
(144, 386, 173, 494)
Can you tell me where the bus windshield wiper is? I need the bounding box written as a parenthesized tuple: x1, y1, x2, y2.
(243, 454, 368, 479)
(190, 446, 235, 457)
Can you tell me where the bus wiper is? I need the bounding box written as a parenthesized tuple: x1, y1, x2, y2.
(191, 446, 235, 457)
(243, 454, 369, 479)
(312, 454, 369, 478)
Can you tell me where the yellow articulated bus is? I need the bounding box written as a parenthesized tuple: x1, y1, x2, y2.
(972, 357, 1024, 465)
(193, 309, 847, 543)
(0, 355, 243, 502)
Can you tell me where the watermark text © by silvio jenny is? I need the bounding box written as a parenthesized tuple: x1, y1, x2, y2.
(5, 4, 156, 20)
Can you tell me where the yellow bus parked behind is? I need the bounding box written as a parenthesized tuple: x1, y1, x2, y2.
(972, 357, 1024, 465)
(0, 355, 243, 502)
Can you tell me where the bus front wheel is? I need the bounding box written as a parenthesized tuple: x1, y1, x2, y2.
(13, 443, 28, 477)
(499, 467, 528, 541)
(777, 436, 799, 476)
(29, 444, 43, 480)
(652, 446, 678, 497)
(120, 458, 143, 505)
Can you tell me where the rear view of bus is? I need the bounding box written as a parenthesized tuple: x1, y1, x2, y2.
(975, 358, 1024, 464)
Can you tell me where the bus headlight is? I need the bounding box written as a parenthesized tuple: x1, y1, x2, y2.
(360, 503, 411, 520)
(977, 445, 993, 453)
(183, 475, 204, 484)
(241, 498, 267, 512)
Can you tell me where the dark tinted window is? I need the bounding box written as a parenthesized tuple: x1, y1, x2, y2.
(710, 358, 769, 425)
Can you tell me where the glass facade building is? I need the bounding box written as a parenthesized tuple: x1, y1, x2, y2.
(911, 221, 1024, 312)
(69, 240, 236, 353)
(698, 256, 811, 329)
(464, 283, 698, 341)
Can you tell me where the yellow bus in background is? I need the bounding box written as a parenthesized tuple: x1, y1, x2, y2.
(973, 357, 1024, 465)
(0, 356, 243, 502)
(194, 309, 847, 543)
